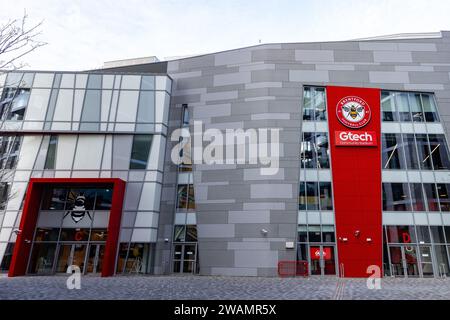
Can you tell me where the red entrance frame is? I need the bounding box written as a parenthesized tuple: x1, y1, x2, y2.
(8, 178, 126, 277)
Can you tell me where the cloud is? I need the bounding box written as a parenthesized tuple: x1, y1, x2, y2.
(0, 0, 449, 70)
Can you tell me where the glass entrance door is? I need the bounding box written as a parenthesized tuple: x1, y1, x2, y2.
(86, 244, 105, 274)
(309, 245, 337, 276)
(389, 245, 420, 277)
(173, 243, 197, 274)
(55, 244, 87, 273)
(418, 245, 435, 277)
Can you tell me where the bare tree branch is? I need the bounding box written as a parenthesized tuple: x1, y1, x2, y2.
(0, 10, 47, 72)
(0, 10, 47, 209)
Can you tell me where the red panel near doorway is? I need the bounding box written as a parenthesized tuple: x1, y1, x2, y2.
(326, 86, 382, 278)
(8, 178, 126, 277)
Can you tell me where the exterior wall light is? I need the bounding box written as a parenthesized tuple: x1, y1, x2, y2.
(261, 229, 268, 236)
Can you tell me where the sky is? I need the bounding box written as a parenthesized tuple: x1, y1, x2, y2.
(0, 0, 450, 71)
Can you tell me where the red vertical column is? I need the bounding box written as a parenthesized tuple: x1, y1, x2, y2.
(326, 86, 383, 278)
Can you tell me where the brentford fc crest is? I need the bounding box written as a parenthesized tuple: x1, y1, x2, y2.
(336, 96, 371, 129)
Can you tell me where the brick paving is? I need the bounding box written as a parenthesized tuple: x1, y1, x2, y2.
(0, 274, 449, 300)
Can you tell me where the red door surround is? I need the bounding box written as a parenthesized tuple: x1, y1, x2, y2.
(326, 86, 383, 278)
(8, 178, 126, 277)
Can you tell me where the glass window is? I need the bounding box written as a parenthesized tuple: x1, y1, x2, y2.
(306, 182, 319, 210)
(34, 228, 60, 242)
(322, 225, 335, 242)
(415, 134, 433, 170)
(298, 182, 306, 210)
(95, 188, 113, 210)
(383, 183, 411, 211)
(0, 243, 15, 272)
(137, 91, 155, 123)
(394, 92, 411, 121)
(141, 76, 155, 90)
(423, 183, 440, 211)
(402, 134, 420, 170)
(430, 226, 446, 244)
(421, 94, 439, 122)
(434, 245, 450, 276)
(428, 134, 450, 170)
(87, 74, 102, 89)
(44, 135, 58, 169)
(319, 182, 333, 210)
(301, 132, 329, 169)
(300, 132, 316, 169)
(66, 188, 96, 211)
(410, 183, 425, 211)
(315, 132, 329, 169)
(27, 243, 56, 274)
(129, 135, 152, 169)
(386, 225, 416, 243)
(182, 104, 189, 126)
(0, 87, 31, 121)
(437, 184, 450, 211)
(185, 225, 197, 242)
(41, 188, 67, 210)
(381, 91, 397, 121)
(408, 93, 424, 122)
(59, 228, 90, 241)
(80, 90, 101, 130)
(0, 182, 10, 210)
(298, 225, 307, 242)
(313, 87, 326, 121)
(174, 225, 186, 242)
(382, 134, 405, 169)
(177, 185, 188, 210)
(308, 225, 321, 242)
(0, 135, 21, 169)
(90, 229, 107, 241)
(416, 226, 431, 244)
(445, 226, 450, 243)
(302, 87, 313, 121)
(187, 185, 195, 211)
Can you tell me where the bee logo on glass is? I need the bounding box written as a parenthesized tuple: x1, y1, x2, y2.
(336, 96, 371, 129)
(64, 192, 92, 223)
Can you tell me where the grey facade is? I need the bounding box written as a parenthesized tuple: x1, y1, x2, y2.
(1, 31, 450, 277)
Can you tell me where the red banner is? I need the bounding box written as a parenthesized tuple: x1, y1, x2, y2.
(326, 86, 382, 278)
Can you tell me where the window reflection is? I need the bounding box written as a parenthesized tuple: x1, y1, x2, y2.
(402, 134, 420, 170)
(382, 134, 405, 169)
(381, 91, 397, 121)
(423, 183, 440, 211)
(300, 132, 329, 169)
(383, 183, 411, 211)
(415, 134, 433, 170)
(395, 92, 411, 122)
(386, 225, 416, 243)
(306, 182, 319, 210)
(437, 184, 450, 211)
(319, 182, 333, 210)
(410, 183, 425, 211)
(422, 94, 439, 122)
(428, 134, 450, 170)
(409, 93, 424, 122)
(302, 87, 326, 121)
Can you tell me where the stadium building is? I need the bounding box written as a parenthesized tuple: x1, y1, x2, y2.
(1, 31, 450, 278)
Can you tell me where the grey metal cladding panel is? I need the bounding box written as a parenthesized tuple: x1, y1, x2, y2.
(177, 55, 215, 71)
(411, 51, 450, 63)
(328, 70, 370, 83)
(175, 76, 213, 90)
(408, 71, 450, 84)
(251, 49, 295, 62)
(334, 50, 374, 62)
